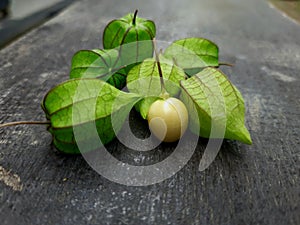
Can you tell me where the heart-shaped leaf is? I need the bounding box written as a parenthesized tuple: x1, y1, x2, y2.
(127, 57, 186, 119)
(164, 38, 219, 76)
(70, 49, 127, 89)
(42, 79, 141, 154)
(180, 67, 252, 144)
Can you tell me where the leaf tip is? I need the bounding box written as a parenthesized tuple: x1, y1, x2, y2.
(240, 128, 253, 145)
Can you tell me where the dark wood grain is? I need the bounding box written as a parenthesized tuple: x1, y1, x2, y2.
(0, 0, 299, 224)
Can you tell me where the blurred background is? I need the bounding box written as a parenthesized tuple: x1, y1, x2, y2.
(0, 0, 76, 48)
(0, 0, 299, 49)
(0, 0, 70, 19)
(269, 0, 300, 22)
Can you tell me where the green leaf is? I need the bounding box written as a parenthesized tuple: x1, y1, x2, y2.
(70, 49, 127, 89)
(180, 67, 252, 144)
(103, 11, 156, 68)
(164, 37, 219, 76)
(127, 57, 185, 96)
(127, 57, 186, 118)
(42, 79, 142, 154)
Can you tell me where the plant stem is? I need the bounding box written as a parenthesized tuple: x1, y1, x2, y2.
(133, 9, 138, 26)
(0, 121, 50, 128)
(219, 62, 234, 67)
(153, 38, 168, 97)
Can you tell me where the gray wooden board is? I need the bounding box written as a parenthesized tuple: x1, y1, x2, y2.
(0, 0, 299, 224)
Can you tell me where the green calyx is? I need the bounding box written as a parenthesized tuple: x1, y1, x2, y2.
(42, 79, 142, 154)
(39, 11, 251, 154)
(103, 10, 156, 50)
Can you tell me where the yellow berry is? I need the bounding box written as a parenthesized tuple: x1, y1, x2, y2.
(147, 97, 188, 142)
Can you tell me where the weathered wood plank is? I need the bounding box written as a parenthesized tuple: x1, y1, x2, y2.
(0, 0, 299, 224)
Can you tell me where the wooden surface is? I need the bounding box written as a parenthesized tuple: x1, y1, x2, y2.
(0, 0, 299, 224)
(0, 0, 75, 48)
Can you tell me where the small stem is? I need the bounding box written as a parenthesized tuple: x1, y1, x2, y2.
(153, 38, 168, 96)
(0, 121, 50, 128)
(133, 9, 138, 25)
(219, 62, 234, 67)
